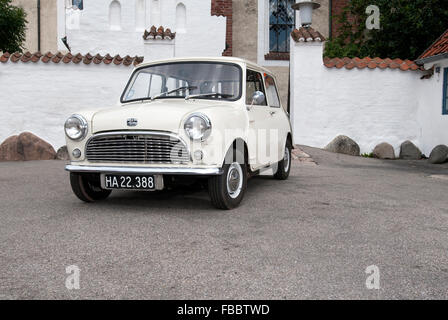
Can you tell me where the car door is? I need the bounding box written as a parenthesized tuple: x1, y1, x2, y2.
(264, 73, 286, 163)
(246, 69, 272, 170)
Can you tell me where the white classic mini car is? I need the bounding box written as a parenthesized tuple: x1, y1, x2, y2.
(64, 57, 293, 209)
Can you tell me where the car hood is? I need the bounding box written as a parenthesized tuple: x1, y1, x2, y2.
(91, 99, 222, 134)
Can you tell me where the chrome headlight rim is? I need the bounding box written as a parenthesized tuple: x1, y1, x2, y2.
(184, 113, 212, 141)
(64, 114, 88, 141)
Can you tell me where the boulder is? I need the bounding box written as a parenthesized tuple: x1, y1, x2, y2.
(399, 140, 422, 160)
(0, 135, 23, 161)
(428, 145, 448, 164)
(0, 132, 56, 161)
(57, 146, 70, 160)
(372, 142, 395, 159)
(325, 135, 360, 156)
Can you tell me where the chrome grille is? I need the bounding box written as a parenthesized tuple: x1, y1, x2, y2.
(86, 133, 190, 164)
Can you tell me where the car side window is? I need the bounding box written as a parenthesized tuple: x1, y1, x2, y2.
(264, 74, 281, 108)
(126, 72, 151, 100)
(246, 69, 267, 106)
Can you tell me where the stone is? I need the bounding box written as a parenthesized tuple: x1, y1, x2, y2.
(372, 142, 395, 159)
(57, 146, 70, 160)
(0, 132, 56, 161)
(325, 135, 360, 156)
(0, 135, 23, 161)
(399, 140, 422, 160)
(428, 145, 448, 164)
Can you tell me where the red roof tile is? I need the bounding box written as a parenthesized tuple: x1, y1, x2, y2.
(291, 27, 325, 42)
(0, 52, 144, 66)
(418, 28, 448, 61)
(323, 57, 423, 72)
(143, 26, 176, 40)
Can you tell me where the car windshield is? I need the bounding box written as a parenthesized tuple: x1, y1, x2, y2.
(121, 62, 242, 103)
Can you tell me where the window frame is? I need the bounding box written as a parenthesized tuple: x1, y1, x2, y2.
(257, 0, 297, 67)
(264, 73, 281, 109)
(268, 0, 296, 54)
(443, 67, 448, 115)
(245, 69, 268, 107)
(120, 61, 243, 104)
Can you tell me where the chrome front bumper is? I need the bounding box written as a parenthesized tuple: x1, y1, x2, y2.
(65, 165, 223, 175)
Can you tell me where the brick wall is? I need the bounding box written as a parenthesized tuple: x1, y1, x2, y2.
(211, 0, 233, 56)
(331, 0, 350, 38)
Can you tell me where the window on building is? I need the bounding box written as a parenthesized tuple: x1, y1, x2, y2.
(72, 0, 83, 10)
(444, 68, 448, 115)
(269, 0, 295, 53)
(176, 3, 187, 33)
(109, 0, 122, 30)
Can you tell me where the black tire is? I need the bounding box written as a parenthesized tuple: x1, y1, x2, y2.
(70, 173, 112, 203)
(274, 140, 292, 180)
(208, 149, 247, 210)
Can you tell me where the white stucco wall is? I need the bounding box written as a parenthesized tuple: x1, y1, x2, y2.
(0, 62, 134, 149)
(65, 0, 226, 59)
(290, 40, 448, 156)
(417, 59, 448, 155)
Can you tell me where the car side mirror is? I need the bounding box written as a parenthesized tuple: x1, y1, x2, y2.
(251, 91, 265, 106)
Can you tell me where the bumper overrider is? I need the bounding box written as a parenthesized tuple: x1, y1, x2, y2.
(65, 165, 223, 175)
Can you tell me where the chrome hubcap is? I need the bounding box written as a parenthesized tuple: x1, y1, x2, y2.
(227, 162, 243, 199)
(284, 147, 290, 172)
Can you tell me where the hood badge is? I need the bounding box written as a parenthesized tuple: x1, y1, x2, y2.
(127, 118, 138, 127)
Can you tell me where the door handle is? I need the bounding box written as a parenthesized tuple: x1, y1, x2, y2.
(269, 111, 276, 116)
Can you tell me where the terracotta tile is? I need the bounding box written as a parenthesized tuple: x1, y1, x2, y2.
(63, 53, 73, 64)
(0, 53, 10, 63)
(399, 63, 410, 71)
(93, 54, 103, 64)
(143, 25, 175, 40)
(419, 28, 448, 60)
(21, 52, 32, 62)
(345, 61, 356, 69)
(291, 27, 325, 42)
(323, 56, 421, 72)
(0, 51, 143, 67)
(367, 61, 377, 69)
(356, 61, 368, 69)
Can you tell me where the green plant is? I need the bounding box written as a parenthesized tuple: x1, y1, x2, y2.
(324, 0, 448, 60)
(0, 0, 27, 53)
(361, 152, 374, 158)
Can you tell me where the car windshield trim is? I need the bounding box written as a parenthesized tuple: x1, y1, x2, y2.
(120, 61, 243, 104)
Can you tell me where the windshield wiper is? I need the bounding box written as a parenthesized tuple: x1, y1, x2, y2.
(185, 92, 234, 100)
(151, 86, 197, 101)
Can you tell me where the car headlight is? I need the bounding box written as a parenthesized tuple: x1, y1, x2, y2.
(184, 113, 212, 141)
(64, 115, 88, 141)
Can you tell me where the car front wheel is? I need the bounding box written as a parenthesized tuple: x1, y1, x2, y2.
(70, 173, 112, 202)
(208, 150, 247, 210)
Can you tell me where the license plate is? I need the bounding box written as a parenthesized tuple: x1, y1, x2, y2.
(103, 174, 161, 190)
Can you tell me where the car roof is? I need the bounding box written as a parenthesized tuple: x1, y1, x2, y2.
(136, 56, 275, 77)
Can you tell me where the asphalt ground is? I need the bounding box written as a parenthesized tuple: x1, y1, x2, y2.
(0, 146, 447, 299)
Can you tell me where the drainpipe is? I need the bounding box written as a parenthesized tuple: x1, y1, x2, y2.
(37, 0, 41, 52)
(329, 0, 332, 39)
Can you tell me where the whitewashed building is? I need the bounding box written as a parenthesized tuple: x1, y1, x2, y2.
(61, 0, 228, 59)
(290, 27, 448, 156)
